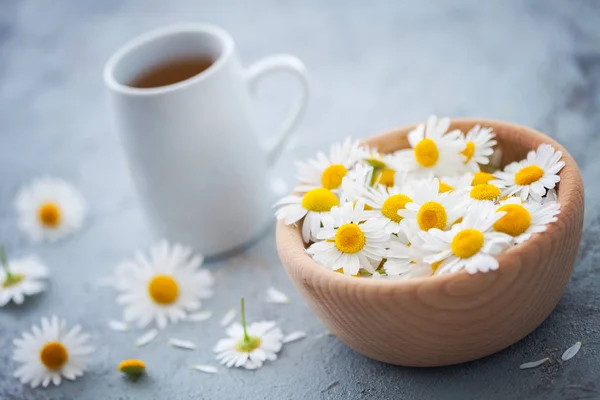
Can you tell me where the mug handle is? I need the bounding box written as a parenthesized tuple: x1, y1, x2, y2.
(245, 54, 309, 165)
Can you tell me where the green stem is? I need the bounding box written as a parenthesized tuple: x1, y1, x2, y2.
(240, 297, 250, 342)
(0, 245, 13, 280)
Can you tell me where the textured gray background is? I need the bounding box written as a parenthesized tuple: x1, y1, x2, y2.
(1, 1, 600, 399)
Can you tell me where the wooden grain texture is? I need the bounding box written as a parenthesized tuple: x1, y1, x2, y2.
(275, 119, 584, 367)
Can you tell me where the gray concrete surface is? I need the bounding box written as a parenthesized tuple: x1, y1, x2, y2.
(1, 1, 600, 399)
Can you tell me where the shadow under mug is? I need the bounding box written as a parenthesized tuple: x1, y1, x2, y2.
(104, 24, 309, 258)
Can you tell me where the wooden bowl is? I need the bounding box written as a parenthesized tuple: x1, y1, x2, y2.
(276, 119, 584, 367)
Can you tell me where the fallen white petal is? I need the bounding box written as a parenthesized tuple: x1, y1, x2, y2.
(519, 358, 549, 369)
(266, 287, 291, 304)
(283, 331, 307, 344)
(134, 329, 158, 347)
(108, 320, 129, 332)
(220, 309, 237, 326)
(561, 341, 582, 361)
(187, 310, 213, 322)
(190, 365, 218, 374)
(168, 338, 196, 350)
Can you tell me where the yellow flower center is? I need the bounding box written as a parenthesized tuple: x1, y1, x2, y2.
(40, 342, 69, 370)
(118, 359, 146, 373)
(494, 204, 531, 236)
(148, 275, 179, 305)
(334, 224, 366, 254)
(235, 336, 262, 352)
(461, 141, 475, 163)
(451, 228, 485, 259)
(375, 168, 395, 187)
(2, 273, 24, 288)
(469, 184, 501, 201)
(417, 201, 447, 231)
(414, 138, 439, 168)
(514, 165, 544, 186)
(472, 172, 495, 186)
(438, 181, 454, 193)
(301, 188, 339, 212)
(38, 202, 61, 227)
(431, 260, 444, 273)
(381, 194, 412, 223)
(321, 164, 347, 190)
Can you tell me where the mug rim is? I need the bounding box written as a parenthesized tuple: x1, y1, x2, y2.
(103, 23, 234, 96)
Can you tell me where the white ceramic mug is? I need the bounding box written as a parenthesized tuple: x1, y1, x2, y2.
(104, 24, 309, 257)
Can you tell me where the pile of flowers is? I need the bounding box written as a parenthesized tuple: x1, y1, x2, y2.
(275, 116, 563, 278)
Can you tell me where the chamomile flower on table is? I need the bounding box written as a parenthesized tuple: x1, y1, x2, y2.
(295, 138, 363, 192)
(0, 246, 49, 307)
(494, 197, 561, 244)
(114, 240, 214, 329)
(14, 178, 87, 243)
(459, 125, 497, 172)
(274, 188, 339, 243)
(420, 202, 513, 275)
(493, 143, 565, 202)
(214, 298, 283, 370)
(307, 201, 388, 275)
(398, 178, 465, 235)
(359, 183, 417, 235)
(13, 316, 94, 388)
(118, 359, 146, 381)
(394, 115, 464, 179)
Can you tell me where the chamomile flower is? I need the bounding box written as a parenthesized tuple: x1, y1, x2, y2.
(383, 235, 432, 278)
(420, 202, 513, 275)
(214, 298, 283, 370)
(363, 150, 401, 187)
(493, 197, 561, 244)
(360, 183, 417, 234)
(14, 178, 87, 243)
(118, 359, 146, 381)
(295, 138, 363, 192)
(394, 115, 464, 179)
(471, 171, 496, 186)
(0, 247, 49, 307)
(398, 178, 465, 235)
(466, 183, 503, 204)
(493, 143, 565, 202)
(13, 316, 94, 388)
(307, 201, 388, 275)
(115, 241, 214, 329)
(274, 188, 339, 243)
(459, 125, 497, 172)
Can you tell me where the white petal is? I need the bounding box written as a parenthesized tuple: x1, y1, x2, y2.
(107, 320, 129, 332)
(187, 310, 213, 322)
(519, 358, 549, 369)
(266, 287, 291, 304)
(561, 341, 581, 361)
(190, 365, 218, 374)
(220, 309, 237, 326)
(134, 329, 158, 347)
(282, 331, 307, 344)
(168, 338, 196, 350)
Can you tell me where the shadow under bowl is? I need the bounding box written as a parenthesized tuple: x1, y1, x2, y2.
(276, 118, 584, 367)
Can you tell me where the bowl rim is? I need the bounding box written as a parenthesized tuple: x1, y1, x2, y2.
(276, 118, 584, 292)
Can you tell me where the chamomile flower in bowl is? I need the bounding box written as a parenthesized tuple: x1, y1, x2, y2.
(276, 118, 583, 367)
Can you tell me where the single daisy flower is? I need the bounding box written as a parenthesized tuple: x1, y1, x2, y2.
(394, 115, 464, 179)
(118, 359, 146, 381)
(420, 201, 513, 275)
(494, 197, 561, 244)
(295, 138, 363, 192)
(459, 125, 497, 172)
(14, 178, 87, 243)
(115, 241, 214, 329)
(471, 171, 496, 186)
(465, 183, 503, 204)
(398, 178, 465, 234)
(13, 316, 94, 388)
(274, 188, 339, 243)
(214, 298, 283, 370)
(492, 143, 565, 202)
(0, 246, 49, 307)
(359, 182, 417, 235)
(307, 201, 388, 275)
(383, 235, 432, 278)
